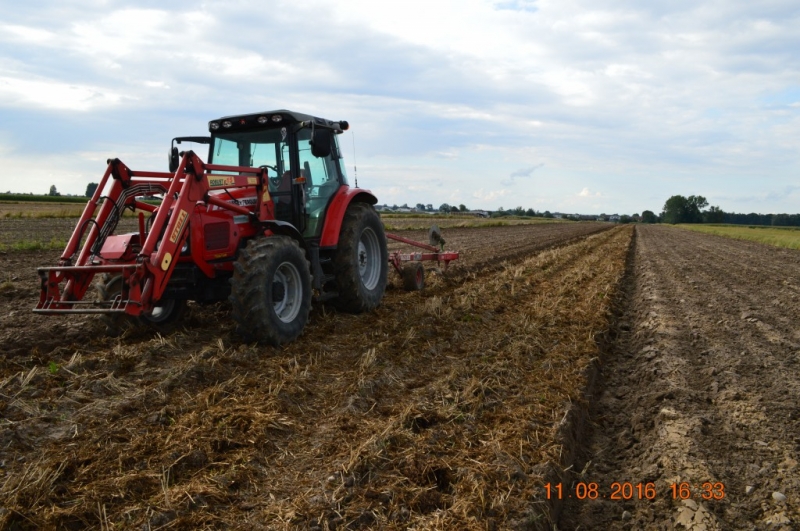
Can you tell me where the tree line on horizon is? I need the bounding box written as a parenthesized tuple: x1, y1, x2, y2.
(641, 194, 800, 227)
(4, 187, 799, 227)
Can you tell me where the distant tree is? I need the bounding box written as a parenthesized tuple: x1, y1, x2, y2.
(450, 205, 459, 213)
(85, 182, 99, 197)
(640, 210, 658, 223)
(438, 203, 451, 212)
(770, 213, 799, 226)
(48, 185, 60, 197)
(525, 208, 535, 217)
(415, 203, 426, 211)
(426, 204, 433, 211)
(543, 210, 554, 219)
(662, 195, 689, 224)
(458, 204, 467, 212)
(703, 205, 724, 224)
(662, 195, 708, 224)
(687, 195, 708, 222)
(619, 215, 633, 224)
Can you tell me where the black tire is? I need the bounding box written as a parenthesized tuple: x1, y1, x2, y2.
(401, 262, 425, 291)
(96, 274, 186, 336)
(229, 236, 312, 346)
(332, 203, 388, 313)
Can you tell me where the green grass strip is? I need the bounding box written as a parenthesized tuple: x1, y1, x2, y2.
(678, 224, 800, 250)
(0, 239, 67, 252)
(0, 194, 89, 203)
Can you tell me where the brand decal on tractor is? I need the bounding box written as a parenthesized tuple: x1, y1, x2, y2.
(169, 209, 189, 244)
(208, 176, 235, 187)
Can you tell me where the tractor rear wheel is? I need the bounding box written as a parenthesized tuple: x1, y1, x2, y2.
(332, 203, 388, 313)
(229, 236, 312, 346)
(96, 274, 186, 336)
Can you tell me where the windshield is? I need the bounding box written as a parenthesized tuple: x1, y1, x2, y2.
(209, 128, 291, 180)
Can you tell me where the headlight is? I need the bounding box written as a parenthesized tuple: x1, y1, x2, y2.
(222, 120, 232, 128)
(209, 122, 219, 130)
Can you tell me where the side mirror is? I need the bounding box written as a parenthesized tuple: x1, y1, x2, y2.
(310, 129, 332, 158)
(168, 146, 179, 173)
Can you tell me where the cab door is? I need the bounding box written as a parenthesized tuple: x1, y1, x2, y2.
(296, 128, 345, 238)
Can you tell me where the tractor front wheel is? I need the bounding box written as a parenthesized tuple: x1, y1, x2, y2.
(229, 236, 312, 346)
(332, 203, 388, 313)
(96, 274, 186, 336)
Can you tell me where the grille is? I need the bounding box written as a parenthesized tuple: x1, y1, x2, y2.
(204, 222, 230, 250)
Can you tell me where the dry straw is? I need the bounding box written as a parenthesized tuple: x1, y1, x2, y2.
(0, 225, 632, 529)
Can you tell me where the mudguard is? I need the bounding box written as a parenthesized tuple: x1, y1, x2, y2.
(318, 186, 378, 248)
(261, 219, 307, 250)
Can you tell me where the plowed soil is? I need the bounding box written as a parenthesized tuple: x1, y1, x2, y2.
(560, 225, 800, 530)
(4, 222, 797, 530)
(1, 221, 621, 529)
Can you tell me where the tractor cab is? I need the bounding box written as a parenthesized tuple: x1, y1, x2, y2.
(203, 110, 350, 238)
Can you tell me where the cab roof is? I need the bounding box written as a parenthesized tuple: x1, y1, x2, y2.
(208, 110, 348, 133)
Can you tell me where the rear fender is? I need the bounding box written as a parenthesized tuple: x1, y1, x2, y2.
(319, 187, 378, 248)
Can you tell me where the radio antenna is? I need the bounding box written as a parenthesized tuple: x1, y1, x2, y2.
(351, 130, 358, 188)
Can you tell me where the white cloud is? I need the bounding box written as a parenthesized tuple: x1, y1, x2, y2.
(0, 76, 124, 111)
(0, 24, 57, 44)
(71, 9, 179, 59)
(143, 81, 170, 89)
(577, 187, 602, 198)
(472, 188, 510, 202)
(0, 0, 799, 213)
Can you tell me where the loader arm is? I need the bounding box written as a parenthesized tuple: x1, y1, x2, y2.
(35, 151, 272, 317)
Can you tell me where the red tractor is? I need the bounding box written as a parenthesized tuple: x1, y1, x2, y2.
(34, 110, 390, 345)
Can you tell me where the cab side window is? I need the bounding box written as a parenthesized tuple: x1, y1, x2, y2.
(297, 129, 339, 197)
(297, 128, 341, 237)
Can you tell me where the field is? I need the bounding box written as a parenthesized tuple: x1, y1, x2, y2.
(1, 217, 799, 529)
(678, 224, 800, 250)
(378, 214, 563, 231)
(0, 199, 88, 218)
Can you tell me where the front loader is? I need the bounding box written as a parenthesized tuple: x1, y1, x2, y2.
(34, 110, 391, 345)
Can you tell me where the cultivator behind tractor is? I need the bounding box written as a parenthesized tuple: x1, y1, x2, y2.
(33, 109, 459, 345)
(385, 225, 459, 291)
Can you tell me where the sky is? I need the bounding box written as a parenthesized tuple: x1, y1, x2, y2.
(0, 0, 798, 215)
